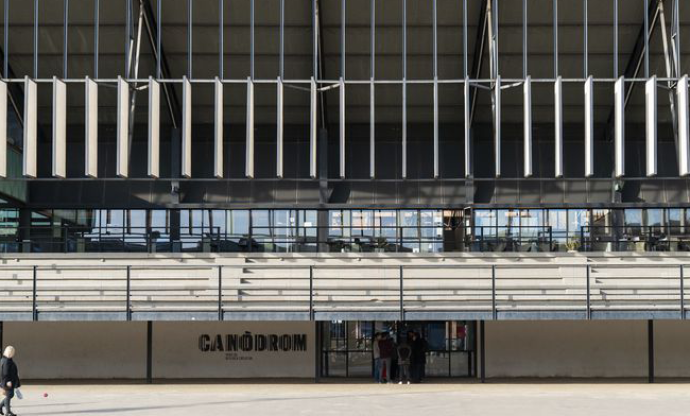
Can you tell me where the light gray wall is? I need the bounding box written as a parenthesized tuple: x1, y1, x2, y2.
(3, 322, 148, 379)
(152, 322, 315, 379)
(484, 321, 649, 378)
(654, 321, 690, 378)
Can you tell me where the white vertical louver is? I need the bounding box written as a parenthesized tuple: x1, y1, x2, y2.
(678, 75, 690, 176)
(309, 77, 317, 179)
(523, 76, 532, 178)
(23, 76, 37, 178)
(85, 77, 98, 178)
(614, 76, 625, 177)
(116, 76, 129, 178)
(584, 76, 594, 177)
(52, 77, 67, 178)
(245, 77, 255, 178)
(214, 77, 224, 178)
(0, 81, 6, 178)
(181, 76, 192, 178)
(494, 76, 501, 178)
(645, 76, 657, 177)
(148, 77, 160, 178)
(554, 76, 564, 178)
(276, 77, 284, 178)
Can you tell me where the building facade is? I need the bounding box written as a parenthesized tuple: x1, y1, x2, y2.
(0, 0, 690, 380)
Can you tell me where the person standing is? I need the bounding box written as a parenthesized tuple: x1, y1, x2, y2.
(377, 333, 395, 383)
(396, 338, 412, 384)
(410, 332, 428, 383)
(1, 346, 20, 416)
(372, 332, 381, 382)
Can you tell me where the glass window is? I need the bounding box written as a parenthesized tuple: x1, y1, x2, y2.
(669, 209, 683, 236)
(624, 209, 643, 237)
(348, 322, 373, 351)
(548, 209, 567, 249)
(474, 210, 496, 237)
(228, 210, 249, 237)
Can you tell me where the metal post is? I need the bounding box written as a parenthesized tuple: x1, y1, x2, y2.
(3, 0, 8, 79)
(491, 265, 496, 320)
(33, 0, 38, 78)
(187, 0, 192, 78)
(314, 321, 321, 382)
(309, 265, 314, 321)
(218, 265, 223, 321)
(126, 265, 131, 321)
(399, 265, 404, 321)
(648, 319, 654, 383)
(586, 264, 591, 319)
(32, 265, 37, 322)
(220, 0, 224, 78)
(93, 0, 101, 79)
(681, 265, 685, 320)
(146, 321, 153, 384)
(479, 320, 486, 383)
(63, 0, 69, 78)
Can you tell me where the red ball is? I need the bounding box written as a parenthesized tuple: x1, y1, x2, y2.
(43, 393, 48, 398)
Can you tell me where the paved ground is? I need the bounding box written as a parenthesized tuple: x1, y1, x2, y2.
(7, 381, 690, 416)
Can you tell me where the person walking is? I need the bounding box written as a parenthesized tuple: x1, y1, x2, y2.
(1, 346, 20, 416)
(396, 338, 412, 384)
(377, 333, 395, 383)
(372, 332, 382, 382)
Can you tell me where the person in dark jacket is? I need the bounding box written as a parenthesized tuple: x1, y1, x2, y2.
(409, 332, 428, 383)
(1, 346, 20, 416)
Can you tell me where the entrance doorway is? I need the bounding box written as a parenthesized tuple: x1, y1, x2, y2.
(320, 321, 476, 378)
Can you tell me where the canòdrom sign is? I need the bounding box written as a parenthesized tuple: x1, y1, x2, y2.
(199, 332, 308, 352)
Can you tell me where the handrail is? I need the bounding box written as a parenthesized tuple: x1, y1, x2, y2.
(0, 260, 683, 321)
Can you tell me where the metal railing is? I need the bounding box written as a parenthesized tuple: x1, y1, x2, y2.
(0, 261, 687, 321)
(581, 225, 690, 252)
(4, 224, 690, 254)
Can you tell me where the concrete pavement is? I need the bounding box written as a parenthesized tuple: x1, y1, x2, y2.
(7, 381, 690, 416)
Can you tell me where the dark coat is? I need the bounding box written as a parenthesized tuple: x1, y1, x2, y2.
(1, 357, 20, 391)
(378, 338, 395, 359)
(410, 338, 428, 363)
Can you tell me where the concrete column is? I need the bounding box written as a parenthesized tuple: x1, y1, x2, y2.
(648, 320, 654, 383)
(479, 320, 485, 382)
(146, 321, 153, 383)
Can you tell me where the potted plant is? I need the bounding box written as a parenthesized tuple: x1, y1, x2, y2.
(565, 237, 581, 253)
